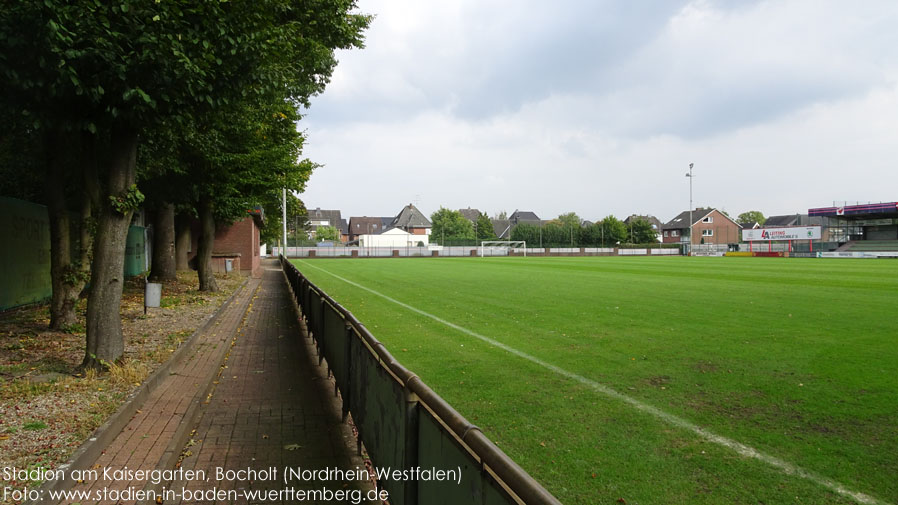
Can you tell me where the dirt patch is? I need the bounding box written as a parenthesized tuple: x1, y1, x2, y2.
(691, 361, 719, 373)
(0, 271, 244, 503)
(646, 375, 672, 387)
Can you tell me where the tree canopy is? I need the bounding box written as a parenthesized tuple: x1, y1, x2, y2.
(315, 225, 340, 242)
(626, 218, 659, 244)
(475, 212, 497, 240)
(0, 0, 370, 370)
(430, 207, 474, 243)
(738, 210, 766, 225)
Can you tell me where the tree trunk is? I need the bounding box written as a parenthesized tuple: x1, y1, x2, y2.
(82, 126, 138, 371)
(175, 212, 191, 271)
(149, 202, 177, 281)
(196, 196, 218, 292)
(46, 129, 80, 329)
(79, 133, 99, 295)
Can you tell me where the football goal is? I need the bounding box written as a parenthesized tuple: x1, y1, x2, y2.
(479, 241, 527, 257)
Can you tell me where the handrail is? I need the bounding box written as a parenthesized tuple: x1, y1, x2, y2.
(280, 256, 562, 505)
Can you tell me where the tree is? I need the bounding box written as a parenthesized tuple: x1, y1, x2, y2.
(494, 210, 508, 220)
(553, 212, 582, 229)
(430, 207, 474, 244)
(315, 225, 340, 242)
(0, 1, 370, 370)
(476, 212, 497, 240)
(627, 218, 658, 244)
(542, 222, 569, 246)
(178, 101, 317, 292)
(549, 212, 581, 246)
(147, 203, 177, 282)
(578, 222, 604, 246)
(598, 215, 627, 246)
(510, 223, 540, 244)
(0, 125, 95, 329)
(738, 211, 766, 226)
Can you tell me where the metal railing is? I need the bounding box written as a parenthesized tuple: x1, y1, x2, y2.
(280, 256, 562, 505)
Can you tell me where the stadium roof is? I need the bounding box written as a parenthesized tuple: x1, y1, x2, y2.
(809, 202, 898, 217)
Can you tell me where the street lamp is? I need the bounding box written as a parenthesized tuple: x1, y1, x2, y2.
(686, 163, 694, 255)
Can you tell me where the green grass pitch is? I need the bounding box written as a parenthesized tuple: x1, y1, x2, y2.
(291, 256, 897, 505)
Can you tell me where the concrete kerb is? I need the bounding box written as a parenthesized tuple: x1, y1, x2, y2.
(24, 276, 251, 505)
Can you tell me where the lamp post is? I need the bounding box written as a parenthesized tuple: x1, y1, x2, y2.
(686, 163, 694, 255)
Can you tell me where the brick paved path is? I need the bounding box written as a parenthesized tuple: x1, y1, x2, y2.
(59, 259, 370, 504)
(162, 261, 371, 504)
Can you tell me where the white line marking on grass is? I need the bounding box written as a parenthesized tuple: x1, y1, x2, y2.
(297, 260, 889, 505)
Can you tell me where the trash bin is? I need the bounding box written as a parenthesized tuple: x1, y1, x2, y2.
(145, 282, 162, 308)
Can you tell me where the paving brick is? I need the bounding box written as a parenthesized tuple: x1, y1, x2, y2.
(56, 259, 371, 505)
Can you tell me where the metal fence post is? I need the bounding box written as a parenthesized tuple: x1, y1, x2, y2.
(342, 321, 353, 422)
(318, 299, 326, 367)
(403, 388, 419, 505)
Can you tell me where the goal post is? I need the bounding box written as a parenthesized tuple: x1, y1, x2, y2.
(480, 240, 527, 257)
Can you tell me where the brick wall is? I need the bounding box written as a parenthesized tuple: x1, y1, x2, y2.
(188, 216, 261, 277)
(661, 229, 684, 244)
(690, 210, 741, 245)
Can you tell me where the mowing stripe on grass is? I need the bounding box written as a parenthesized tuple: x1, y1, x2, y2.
(296, 259, 888, 505)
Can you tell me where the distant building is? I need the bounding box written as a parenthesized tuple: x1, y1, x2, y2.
(359, 227, 429, 247)
(387, 203, 432, 236)
(338, 218, 349, 242)
(491, 219, 512, 239)
(624, 214, 663, 242)
(348, 216, 389, 242)
(509, 210, 541, 226)
(307, 208, 344, 242)
(662, 208, 742, 245)
(458, 208, 482, 223)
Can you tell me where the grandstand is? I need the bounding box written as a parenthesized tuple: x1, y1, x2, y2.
(809, 202, 898, 255)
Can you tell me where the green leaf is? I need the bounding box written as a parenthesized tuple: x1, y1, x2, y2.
(136, 88, 152, 103)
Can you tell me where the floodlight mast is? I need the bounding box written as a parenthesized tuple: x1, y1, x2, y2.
(282, 187, 288, 257)
(686, 163, 694, 256)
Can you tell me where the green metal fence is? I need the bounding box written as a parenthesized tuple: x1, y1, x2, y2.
(0, 197, 52, 310)
(281, 256, 562, 505)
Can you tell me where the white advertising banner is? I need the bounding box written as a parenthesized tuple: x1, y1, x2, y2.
(742, 226, 821, 241)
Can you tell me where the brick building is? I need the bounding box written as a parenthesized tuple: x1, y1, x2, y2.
(662, 208, 742, 245)
(190, 208, 263, 278)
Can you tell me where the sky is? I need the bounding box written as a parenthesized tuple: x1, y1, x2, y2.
(297, 0, 898, 224)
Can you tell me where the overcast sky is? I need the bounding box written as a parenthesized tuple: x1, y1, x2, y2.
(297, 0, 898, 223)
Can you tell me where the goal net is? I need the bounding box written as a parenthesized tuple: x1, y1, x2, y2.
(480, 241, 527, 257)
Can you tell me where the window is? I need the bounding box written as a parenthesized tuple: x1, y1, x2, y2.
(663, 231, 669, 237)
(702, 216, 713, 224)
(702, 229, 713, 237)
(672, 230, 679, 237)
